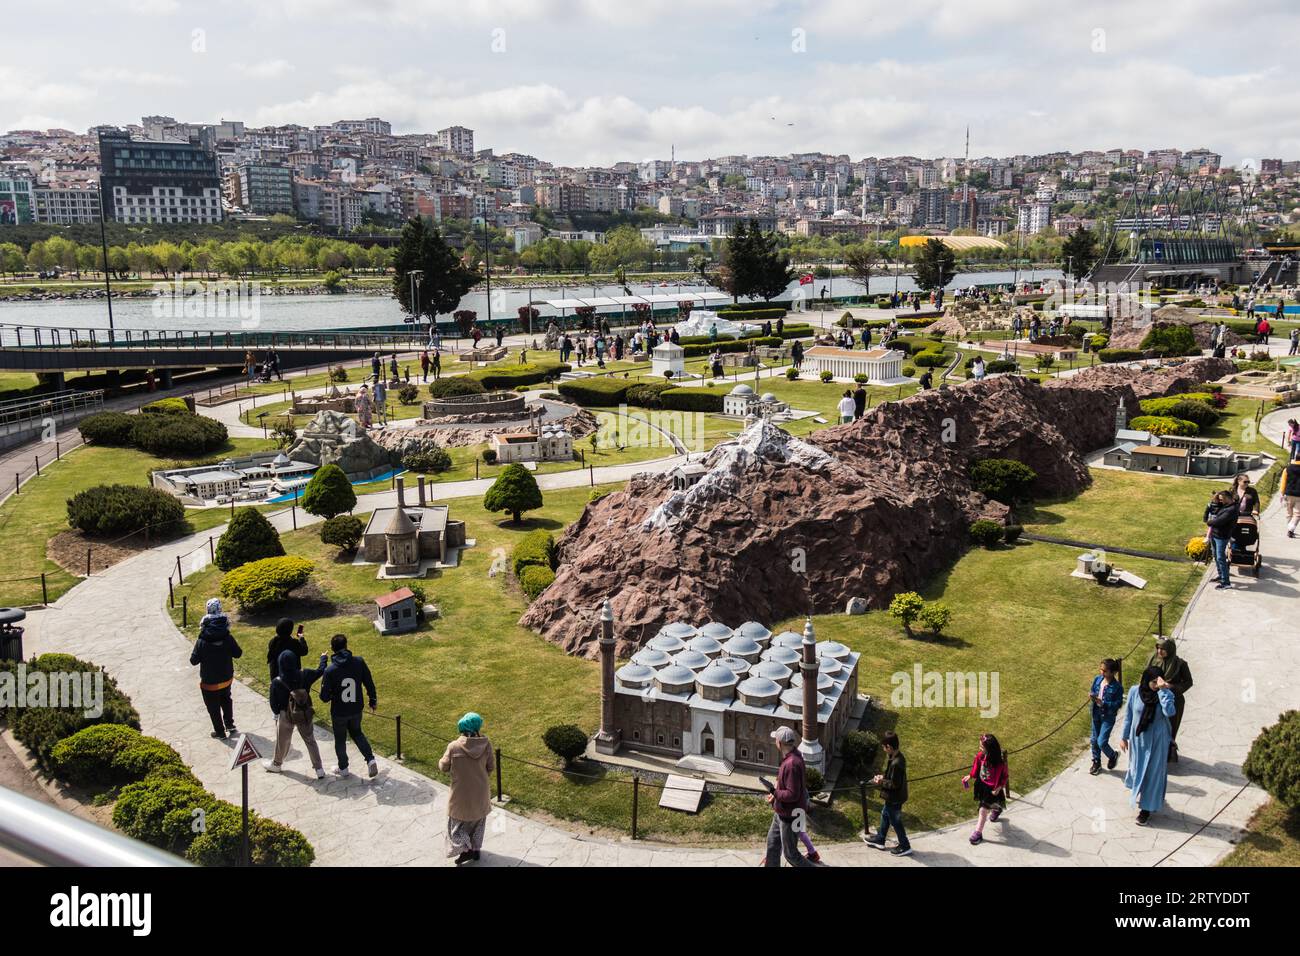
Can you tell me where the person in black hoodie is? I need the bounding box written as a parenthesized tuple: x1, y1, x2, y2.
(190, 598, 243, 739)
(267, 618, 308, 684)
(319, 633, 379, 779)
(265, 648, 328, 778)
(1205, 490, 1238, 589)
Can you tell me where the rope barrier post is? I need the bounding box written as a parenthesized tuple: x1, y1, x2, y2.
(85, 546, 91, 576)
(55, 440, 61, 460)
(41, 572, 48, 606)
(395, 715, 401, 761)
(34, 454, 39, 476)
(631, 774, 640, 840)
(495, 747, 505, 804)
(175, 555, 184, 585)
(589, 463, 594, 486)
(13, 473, 18, 495)
(230, 499, 235, 520)
(168, 577, 174, 608)
(859, 780, 871, 837)
(209, 536, 215, 562)
(182, 595, 187, 628)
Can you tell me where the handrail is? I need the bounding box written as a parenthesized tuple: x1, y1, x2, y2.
(0, 785, 191, 867)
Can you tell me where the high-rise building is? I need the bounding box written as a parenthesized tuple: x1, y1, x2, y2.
(98, 129, 223, 223)
(435, 126, 474, 157)
(1017, 200, 1052, 235)
(230, 163, 294, 216)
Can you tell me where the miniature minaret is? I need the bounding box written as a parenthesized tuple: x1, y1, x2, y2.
(798, 616, 825, 772)
(1115, 397, 1128, 438)
(594, 597, 622, 754)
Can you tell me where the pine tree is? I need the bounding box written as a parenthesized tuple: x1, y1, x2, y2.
(483, 464, 544, 524)
(914, 238, 957, 292)
(391, 216, 483, 323)
(301, 463, 357, 520)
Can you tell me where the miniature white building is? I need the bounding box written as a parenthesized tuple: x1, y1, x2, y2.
(722, 384, 790, 419)
(651, 340, 686, 379)
(180, 470, 242, 500)
(802, 346, 906, 383)
(491, 424, 574, 464)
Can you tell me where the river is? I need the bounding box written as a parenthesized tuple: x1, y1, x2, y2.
(0, 269, 1062, 335)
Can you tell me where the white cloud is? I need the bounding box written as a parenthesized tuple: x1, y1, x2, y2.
(232, 59, 295, 79)
(79, 67, 185, 87)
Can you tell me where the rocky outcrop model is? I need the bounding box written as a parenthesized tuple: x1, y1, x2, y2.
(1107, 304, 1246, 351)
(520, 360, 1233, 658)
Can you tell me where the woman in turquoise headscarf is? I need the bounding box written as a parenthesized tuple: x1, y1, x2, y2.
(1120, 666, 1177, 826)
(438, 712, 495, 864)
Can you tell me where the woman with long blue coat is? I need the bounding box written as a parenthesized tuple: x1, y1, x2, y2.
(1120, 666, 1178, 825)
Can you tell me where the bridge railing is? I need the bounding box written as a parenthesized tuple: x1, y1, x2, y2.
(0, 324, 441, 353)
(0, 388, 104, 434)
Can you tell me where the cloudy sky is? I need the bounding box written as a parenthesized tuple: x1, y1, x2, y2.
(3, 0, 1298, 167)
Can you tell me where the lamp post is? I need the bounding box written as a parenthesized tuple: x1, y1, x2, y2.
(97, 183, 114, 339)
(406, 269, 423, 338)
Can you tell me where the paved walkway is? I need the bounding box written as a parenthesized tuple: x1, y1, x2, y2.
(13, 411, 1296, 866)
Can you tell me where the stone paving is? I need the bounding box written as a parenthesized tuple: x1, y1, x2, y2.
(12, 395, 1298, 867)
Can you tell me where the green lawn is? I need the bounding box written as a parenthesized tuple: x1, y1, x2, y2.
(0, 437, 276, 607)
(1219, 799, 1300, 866)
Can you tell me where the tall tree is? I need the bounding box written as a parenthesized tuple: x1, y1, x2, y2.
(715, 220, 792, 303)
(1061, 226, 1099, 281)
(913, 238, 957, 293)
(844, 243, 879, 299)
(391, 216, 482, 323)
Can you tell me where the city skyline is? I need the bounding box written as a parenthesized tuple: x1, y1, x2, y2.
(3, 0, 1299, 167)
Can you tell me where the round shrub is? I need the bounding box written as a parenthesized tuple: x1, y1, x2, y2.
(1165, 399, 1219, 430)
(888, 591, 925, 633)
(130, 413, 228, 457)
(511, 529, 556, 578)
(110, 736, 187, 783)
(986, 359, 1018, 374)
(402, 448, 452, 473)
(320, 514, 364, 552)
(1129, 415, 1198, 437)
(428, 376, 486, 399)
(66, 484, 186, 538)
(786, 367, 799, 380)
(214, 507, 284, 571)
(542, 724, 588, 767)
(839, 730, 880, 777)
(853, 373, 869, 384)
(819, 370, 834, 383)
(220, 555, 313, 612)
(78, 411, 136, 446)
(301, 463, 356, 519)
(482, 448, 497, 465)
(913, 350, 948, 368)
(186, 804, 315, 867)
(970, 458, 1038, 504)
(1003, 524, 1024, 544)
(969, 519, 1005, 548)
(1243, 710, 1300, 808)
(804, 766, 825, 794)
(397, 383, 420, 405)
(918, 602, 951, 635)
(113, 778, 218, 852)
(49, 724, 143, 786)
(901, 364, 915, 378)
(141, 397, 190, 414)
(519, 564, 556, 601)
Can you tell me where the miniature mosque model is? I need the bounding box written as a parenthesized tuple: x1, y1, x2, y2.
(722, 384, 792, 420)
(592, 603, 861, 776)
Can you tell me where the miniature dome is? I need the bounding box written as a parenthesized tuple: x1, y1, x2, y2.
(738, 676, 774, 697)
(615, 663, 655, 688)
(790, 670, 836, 692)
(780, 687, 825, 713)
(673, 649, 711, 671)
(752, 659, 793, 683)
(735, 621, 772, 645)
(697, 621, 734, 641)
(654, 664, 696, 690)
(729, 384, 755, 396)
(771, 631, 804, 649)
(816, 656, 843, 677)
(657, 622, 698, 641)
(686, 634, 724, 657)
(762, 645, 801, 667)
(631, 647, 672, 669)
(721, 633, 763, 658)
(816, 640, 851, 662)
(648, 632, 687, 654)
(715, 656, 751, 676)
(271, 453, 291, 468)
(696, 663, 740, 688)
(760, 393, 777, 403)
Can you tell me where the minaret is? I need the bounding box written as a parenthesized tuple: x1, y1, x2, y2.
(1115, 397, 1128, 437)
(797, 616, 825, 772)
(594, 597, 622, 754)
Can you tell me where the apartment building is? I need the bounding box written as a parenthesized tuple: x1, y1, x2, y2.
(97, 129, 223, 223)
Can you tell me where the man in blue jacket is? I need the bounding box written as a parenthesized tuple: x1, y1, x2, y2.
(319, 634, 379, 778)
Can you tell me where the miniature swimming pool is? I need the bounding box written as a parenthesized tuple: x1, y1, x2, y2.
(264, 467, 407, 503)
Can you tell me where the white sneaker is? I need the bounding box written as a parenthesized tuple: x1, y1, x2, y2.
(314, 767, 326, 780)
(333, 766, 351, 778)
(367, 759, 379, 779)
(263, 761, 282, 773)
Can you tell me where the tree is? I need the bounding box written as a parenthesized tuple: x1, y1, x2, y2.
(845, 243, 879, 298)
(214, 508, 285, 571)
(391, 217, 482, 324)
(1061, 226, 1098, 281)
(483, 463, 543, 524)
(716, 220, 792, 303)
(542, 724, 588, 768)
(913, 238, 957, 293)
(1243, 710, 1300, 807)
(320, 514, 364, 552)
(300, 463, 356, 519)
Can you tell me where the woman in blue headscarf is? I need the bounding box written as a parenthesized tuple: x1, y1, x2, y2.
(1120, 666, 1177, 825)
(438, 712, 495, 865)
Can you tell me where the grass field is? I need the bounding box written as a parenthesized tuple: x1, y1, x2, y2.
(1219, 799, 1300, 866)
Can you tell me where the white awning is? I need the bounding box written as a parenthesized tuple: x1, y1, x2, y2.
(548, 298, 588, 309)
(609, 295, 651, 305)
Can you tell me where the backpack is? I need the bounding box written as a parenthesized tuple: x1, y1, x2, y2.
(278, 677, 313, 724)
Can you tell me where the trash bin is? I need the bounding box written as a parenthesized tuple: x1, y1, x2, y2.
(0, 607, 26, 662)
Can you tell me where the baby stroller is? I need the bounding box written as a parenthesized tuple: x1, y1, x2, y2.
(252, 362, 274, 384)
(1229, 515, 1262, 577)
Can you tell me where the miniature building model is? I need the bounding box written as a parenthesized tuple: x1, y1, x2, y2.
(374, 587, 419, 634)
(1100, 399, 1264, 477)
(491, 423, 574, 464)
(593, 603, 860, 776)
(722, 384, 790, 419)
(802, 346, 905, 383)
(360, 477, 467, 573)
(651, 340, 686, 379)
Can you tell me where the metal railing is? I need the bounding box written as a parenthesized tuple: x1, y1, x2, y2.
(0, 785, 189, 866)
(0, 324, 436, 353)
(0, 388, 104, 436)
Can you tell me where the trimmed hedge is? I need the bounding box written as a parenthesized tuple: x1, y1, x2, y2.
(557, 378, 631, 407)
(519, 564, 556, 601)
(658, 387, 725, 412)
(1099, 348, 1145, 363)
(428, 377, 486, 399)
(466, 363, 571, 390)
(1129, 415, 1199, 437)
(511, 529, 556, 579)
(66, 484, 186, 538)
(78, 411, 137, 446)
(626, 381, 678, 408)
(681, 336, 782, 358)
(402, 447, 453, 473)
(141, 397, 191, 414)
(49, 724, 186, 787)
(969, 519, 1005, 548)
(912, 350, 949, 368)
(127, 412, 227, 457)
(1139, 397, 1218, 429)
(220, 555, 314, 612)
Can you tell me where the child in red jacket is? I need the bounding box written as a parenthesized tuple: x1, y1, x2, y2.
(962, 733, 1010, 845)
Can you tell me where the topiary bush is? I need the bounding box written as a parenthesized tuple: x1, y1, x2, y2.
(428, 376, 486, 399)
(397, 383, 420, 404)
(519, 564, 556, 601)
(511, 529, 556, 578)
(542, 724, 589, 767)
(328, 365, 349, 383)
(918, 602, 952, 636)
(78, 411, 136, 446)
(402, 448, 452, 473)
(301, 463, 356, 519)
(969, 519, 1005, 548)
(913, 349, 948, 368)
(626, 381, 678, 409)
(66, 484, 186, 538)
(819, 370, 834, 383)
(320, 514, 364, 552)
(49, 724, 187, 787)
(556, 378, 630, 407)
(129, 412, 228, 457)
(220, 555, 314, 612)
(141, 397, 191, 414)
(1003, 524, 1023, 544)
(970, 458, 1038, 504)
(804, 766, 824, 794)
(1242, 710, 1300, 808)
(113, 777, 219, 852)
(466, 363, 570, 391)
(1099, 348, 1144, 363)
(215, 507, 284, 570)
(482, 448, 497, 464)
(786, 367, 799, 380)
(1129, 414, 1198, 437)
(483, 463, 543, 524)
(901, 364, 915, 378)
(839, 730, 880, 778)
(888, 592, 925, 635)
(986, 359, 1018, 373)
(658, 387, 725, 412)
(1139, 324, 1199, 357)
